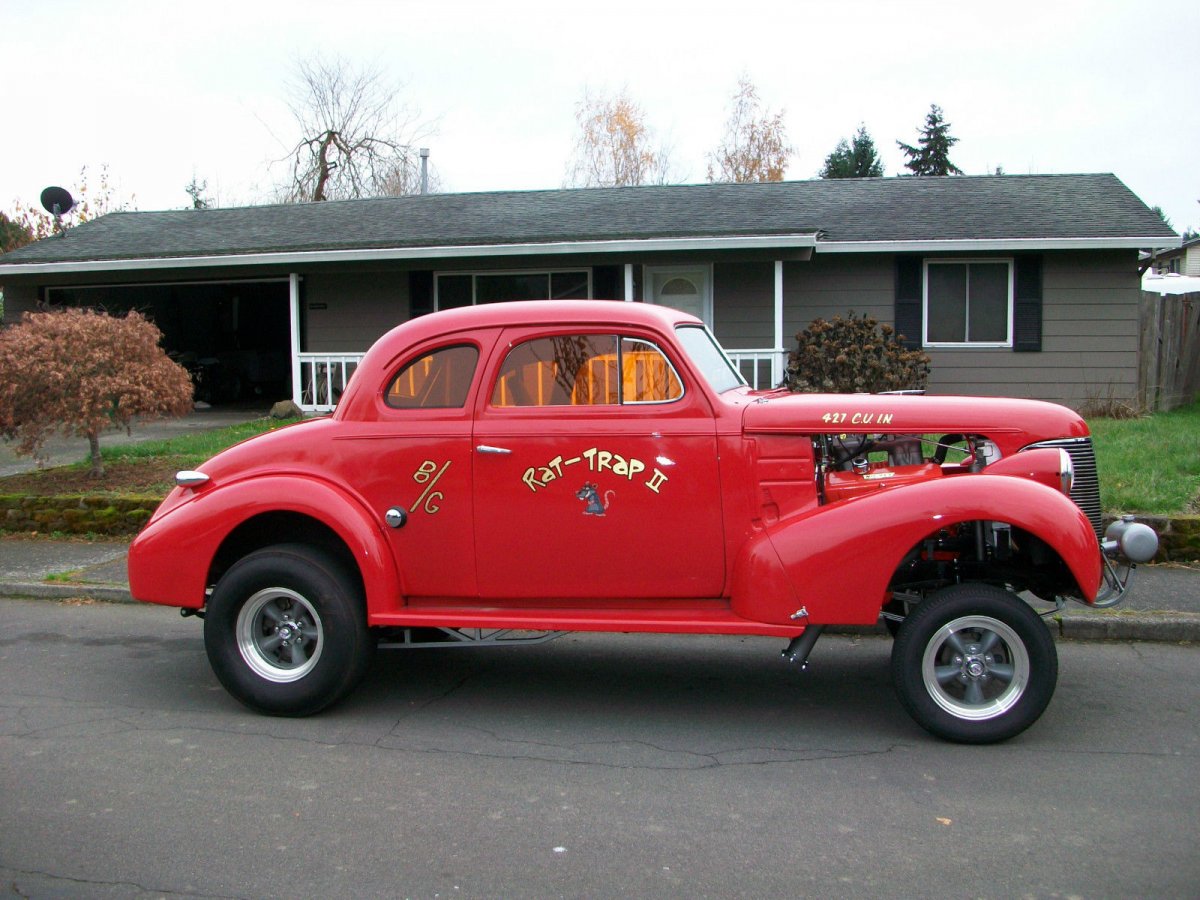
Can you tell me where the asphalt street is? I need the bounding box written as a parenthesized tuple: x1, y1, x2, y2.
(0, 598, 1197, 898)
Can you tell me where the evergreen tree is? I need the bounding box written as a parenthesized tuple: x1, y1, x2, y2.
(819, 124, 884, 178)
(897, 104, 963, 176)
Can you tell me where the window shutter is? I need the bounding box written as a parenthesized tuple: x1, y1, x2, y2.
(894, 256, 923, 349)
(409, 270, 433, 318)
(1013, 255, 1042, 352)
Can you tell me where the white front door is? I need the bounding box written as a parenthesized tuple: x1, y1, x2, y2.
(645, 266, 712, 326)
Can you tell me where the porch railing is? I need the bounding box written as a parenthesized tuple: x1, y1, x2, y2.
(726, 348, 788, 390)
(296, 346, 791, 412)
(298, 353, 363, 412)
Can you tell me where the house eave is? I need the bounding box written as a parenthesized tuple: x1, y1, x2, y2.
(815, 236, 1182, 253)
(0, 233, 820, 277)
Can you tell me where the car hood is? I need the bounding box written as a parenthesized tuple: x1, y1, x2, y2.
(741, 392, 1089, 450)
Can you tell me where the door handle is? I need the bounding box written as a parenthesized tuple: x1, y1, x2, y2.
(476, 445, 512, 455)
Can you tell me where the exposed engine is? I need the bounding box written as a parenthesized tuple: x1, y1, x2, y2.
(815, 432, 1002, 505)
(813, 431, 1074, 602)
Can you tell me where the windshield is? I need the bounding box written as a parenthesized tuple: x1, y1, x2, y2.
(675, 325, 745, 393)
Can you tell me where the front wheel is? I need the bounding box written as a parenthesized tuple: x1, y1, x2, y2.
(204, 544, 373, 716)
(891, 583, 1057, 743)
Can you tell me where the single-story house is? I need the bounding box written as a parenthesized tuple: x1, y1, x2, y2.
(1148, 234, 1200, 276)
(0, 173, 1179, 412)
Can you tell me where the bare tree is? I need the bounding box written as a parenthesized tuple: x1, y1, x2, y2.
(707, 76, 793, 183)
(565, 88, 673, 188)
(280, 56, 436, 202)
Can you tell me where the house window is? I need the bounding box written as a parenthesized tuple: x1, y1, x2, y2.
(923, 259, 1013, 347)
(435, 270, 590, 309)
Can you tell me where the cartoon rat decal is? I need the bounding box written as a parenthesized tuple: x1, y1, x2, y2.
(575, 482, 614, 516)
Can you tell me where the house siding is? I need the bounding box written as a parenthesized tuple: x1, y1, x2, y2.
(713, 261, 774, 348)
(924, 250, 1141, 408)
(783, 254, 894, 341)
(0, 283, 38, 323)
(303, 270, 410, 351)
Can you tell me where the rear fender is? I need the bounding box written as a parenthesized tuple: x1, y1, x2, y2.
(731, 476, 1100, 626)
(128, 475, 402, 615)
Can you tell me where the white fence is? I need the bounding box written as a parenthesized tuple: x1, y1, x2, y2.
(298, 354, 362, 412)
(296, 347, 791, 412)
(727, 348, 788, 390)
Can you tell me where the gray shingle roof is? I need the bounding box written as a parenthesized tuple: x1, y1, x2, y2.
(0, 173, 1176, 267)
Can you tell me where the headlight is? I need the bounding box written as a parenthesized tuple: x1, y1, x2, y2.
(1058, 449, 1074, 496)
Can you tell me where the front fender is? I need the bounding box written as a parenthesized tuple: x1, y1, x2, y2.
(731, 475, 1101, 626)
(128, 475, 402, 614)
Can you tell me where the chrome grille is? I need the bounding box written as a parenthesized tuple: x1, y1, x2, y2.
(1025, 437, 1103, 538)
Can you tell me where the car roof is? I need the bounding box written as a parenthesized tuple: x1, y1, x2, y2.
(389, 299, 704, 344)
(335, 300, 708, 421)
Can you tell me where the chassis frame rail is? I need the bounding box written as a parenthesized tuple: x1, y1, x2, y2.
(377, 626, 568, 649)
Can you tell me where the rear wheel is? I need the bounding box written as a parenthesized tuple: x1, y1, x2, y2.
(892, 583, 1056, 743)
(204, 543, 373, 716)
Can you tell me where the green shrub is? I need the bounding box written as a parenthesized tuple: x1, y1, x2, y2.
(784, 312, 931, 393)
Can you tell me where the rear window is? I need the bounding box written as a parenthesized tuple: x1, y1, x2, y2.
(385, 344, 479, 408)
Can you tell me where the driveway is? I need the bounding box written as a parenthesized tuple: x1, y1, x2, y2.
(0, 406, 272, 477)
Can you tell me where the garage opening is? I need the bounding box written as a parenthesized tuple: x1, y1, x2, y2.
(46, 279, 291, 406)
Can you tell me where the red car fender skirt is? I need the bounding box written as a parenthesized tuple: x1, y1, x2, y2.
(127, 475, 402, 615)
(732, 476, 1102, 626)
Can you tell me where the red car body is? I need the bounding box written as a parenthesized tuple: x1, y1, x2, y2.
(128, 300, 1153, 742)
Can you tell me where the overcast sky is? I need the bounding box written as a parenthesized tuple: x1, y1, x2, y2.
(4, 0, 1197, 234)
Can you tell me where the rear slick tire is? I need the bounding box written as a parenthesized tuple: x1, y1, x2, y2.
(204, 543, 373, 716)
(891, 583, 1057, 744)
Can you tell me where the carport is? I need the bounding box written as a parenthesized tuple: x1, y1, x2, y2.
(44, 278, 291, 404)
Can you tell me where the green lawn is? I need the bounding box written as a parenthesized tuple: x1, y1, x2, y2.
(99, 418, 298, 469)
(1089, 401, 1200, 515)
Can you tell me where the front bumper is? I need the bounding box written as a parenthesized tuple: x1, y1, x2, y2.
(1092, 516, 1160, 608)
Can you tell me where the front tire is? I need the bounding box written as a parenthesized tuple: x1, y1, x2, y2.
(892, 583, 1057, 743)
(204, 544, 373, 716)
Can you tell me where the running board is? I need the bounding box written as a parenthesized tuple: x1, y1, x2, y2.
(370, 606, 803, 638)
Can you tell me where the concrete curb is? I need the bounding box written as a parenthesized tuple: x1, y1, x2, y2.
(2, 581, 1196, 643)
(1054, 612, 1200, 642)
(0, 582, 133, 603)
(829, 617, 1200, 643)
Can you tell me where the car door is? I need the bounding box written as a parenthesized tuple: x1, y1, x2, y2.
(341, 339, 482, 599)
(472, 327, 726, 600)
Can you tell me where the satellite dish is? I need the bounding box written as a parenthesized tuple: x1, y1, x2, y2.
(40, 186, 75, 216)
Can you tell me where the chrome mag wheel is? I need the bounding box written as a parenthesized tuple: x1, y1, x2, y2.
(236, 587, 325, 683)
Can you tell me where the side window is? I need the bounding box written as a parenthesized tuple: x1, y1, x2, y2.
(491, 335, 682, 407)
(620, 338, 683, 403)
(386, 344, 479, 409)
